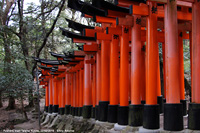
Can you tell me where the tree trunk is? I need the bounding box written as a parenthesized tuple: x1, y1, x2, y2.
(42, 0, 48, 60)
(28, 90, 34, 107)
(0, 91, 3, 108)
(185, 77, 191, 97)
(31, 0, 66, 76)
(17, 0, 34, 107)
(21, 95, 28, 120)
(1, 0, 15, 110)
(160, 60, 164, 97)
(7, 96, 15, 110)
(160, 61, 191, 98)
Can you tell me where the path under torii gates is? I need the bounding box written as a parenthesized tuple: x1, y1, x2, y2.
(34, 0, 200, 132)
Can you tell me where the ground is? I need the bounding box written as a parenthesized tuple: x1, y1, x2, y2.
(0, 98, 45, 132)
(0, 98, 190, 133)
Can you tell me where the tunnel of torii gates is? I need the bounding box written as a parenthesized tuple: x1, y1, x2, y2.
(33, 0, 200, 131)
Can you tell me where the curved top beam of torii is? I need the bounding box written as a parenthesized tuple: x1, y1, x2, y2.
(60, 27, 96, 42)
(115, 0, 192, 7)
(92, 0, 130, 13)
(65, 18, 94, 33)
(49, 52, 66, 58)
(71, 0, 132, 18)
(33, 57, 67, 65)
(69, 0, 191, 30)
(40, 60, 68, 65)
(68, 0, 107, 17)
(37, 60, 68, 76)
(38, 65, 58, 71)
(50, 51, 83, 58)
(50, 52, 84, 62)
(38, 65, 61, 76)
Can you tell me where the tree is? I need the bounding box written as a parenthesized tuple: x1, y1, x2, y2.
(31, 0, 66, 76)
(0, 0, 16, 108)
(0, 62, 33, 117)
(5, 0, 66, 107)
(0, 0, 111, 110)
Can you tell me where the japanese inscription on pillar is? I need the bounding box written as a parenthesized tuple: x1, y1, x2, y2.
(113, 35, 119, 40)
(151, 6, 157, 14)
(136, 18, 141, 25)
(124, 27, 129, 33)
(98, 43, 101, 50)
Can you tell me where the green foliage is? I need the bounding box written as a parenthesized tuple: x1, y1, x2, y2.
(0, 63, 34, 99)
(183, 39, 191, 73)
(158, 39, 191, 84)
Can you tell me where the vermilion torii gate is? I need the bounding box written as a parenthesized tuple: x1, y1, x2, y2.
(34, 0, 200, 132)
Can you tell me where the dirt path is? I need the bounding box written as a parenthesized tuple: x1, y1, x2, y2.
(0, 98, 45, 131)
(0, 103, 16, 130)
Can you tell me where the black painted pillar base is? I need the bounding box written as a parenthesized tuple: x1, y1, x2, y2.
(75, 107, 79, 116)
(180, 99, 187, 116)
(45, 106, 49, 112)
(65, 105, 71, 115)
(143, 104, 159, 129)
(91, 107, 95, 118)
(48, 105, 53, 113)
(108, 105, 118, 123)
(78, 107, 82, 116)
(141, 100, 146, 105)
(163, 98, 166, 103)
(99, 101, 109, 122)
(59, 108, 65, 115)
(82, 105, 92, 119)
(129, 104, 143, 127)
(157, 96, 163, 114)
(95, 105, 99, 120)
(188, 103, 200, 130)
(117, 106, 129, 125)
(164, 103, 183, 131)
(53, 105, 59, 113)
(70, 107, 75, 116)
(70, 107, 72, 115)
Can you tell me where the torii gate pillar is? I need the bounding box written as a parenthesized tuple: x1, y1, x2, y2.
(99, 40, 110, 122)
(53, 77, 59, 113)
(65, 74, 71, 115)
(164, 0, 183, 131)
(78, 69, 84, 116)
(49, 77, 53, 113)
(82, 55, 92, 118)
(108, 34, 120, 123)
(129, 15, 143, 127)
(188, 0, 200, 130)
(118, 26, 130, 126)
(143, 2, 159, 130)
(45, 84, 49, 112)
(95, 49, 101, 120)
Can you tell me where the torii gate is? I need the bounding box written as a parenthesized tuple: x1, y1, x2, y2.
(39, 60, 67, 114)
(34, 0, 200, 132)
(60, 27, 97, 118)
(50, 51, 86, 116)
(66, 0, 195, 131)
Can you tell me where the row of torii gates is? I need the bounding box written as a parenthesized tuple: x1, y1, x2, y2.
(34, 0, 200, 131)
